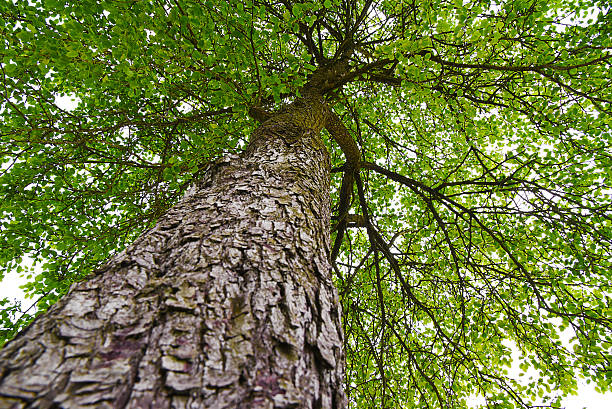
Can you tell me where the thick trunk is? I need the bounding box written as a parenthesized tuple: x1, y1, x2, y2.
(0, 98, 346, 408)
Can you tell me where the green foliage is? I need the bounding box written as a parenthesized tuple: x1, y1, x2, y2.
(1, 0, 611, 407)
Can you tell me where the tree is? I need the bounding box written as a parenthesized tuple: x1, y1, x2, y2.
(0, 0, 610, 407)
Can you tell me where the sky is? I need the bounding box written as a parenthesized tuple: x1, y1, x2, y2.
(2, 65, 611, 408)
(0, 78, 611, 406)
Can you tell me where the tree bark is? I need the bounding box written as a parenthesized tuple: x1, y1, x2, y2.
(0, 96, 347, 408)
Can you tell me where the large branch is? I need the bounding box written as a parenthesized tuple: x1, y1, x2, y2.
(326, 110, 361, 261)
(426, 51, 611, 73)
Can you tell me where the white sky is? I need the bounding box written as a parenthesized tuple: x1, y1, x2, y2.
(2, 46, 611, 406)
(1, 252, 610, 408)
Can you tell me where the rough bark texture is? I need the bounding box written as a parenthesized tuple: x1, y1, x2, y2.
(0, 98, 346, 408)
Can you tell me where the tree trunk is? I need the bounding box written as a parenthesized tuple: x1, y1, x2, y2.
(0, 97, 347, 408)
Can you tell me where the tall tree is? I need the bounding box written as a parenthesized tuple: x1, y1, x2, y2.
(0, 0, 610, 407)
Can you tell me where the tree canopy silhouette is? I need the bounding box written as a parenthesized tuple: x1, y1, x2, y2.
(1, 0, 611, 407)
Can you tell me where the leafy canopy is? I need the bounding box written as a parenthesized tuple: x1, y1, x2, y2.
(1, 0, 611, 407)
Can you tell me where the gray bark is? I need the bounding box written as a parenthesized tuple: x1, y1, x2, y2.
(0, 101, 346, 408)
